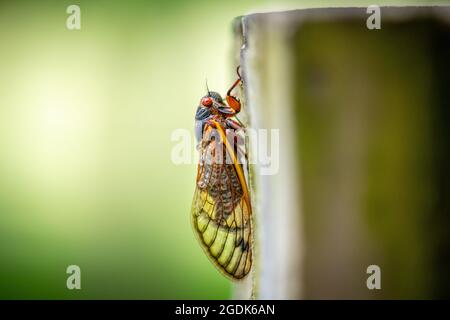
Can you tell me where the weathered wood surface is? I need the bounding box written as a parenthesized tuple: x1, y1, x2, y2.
(232, 6, 450, 299)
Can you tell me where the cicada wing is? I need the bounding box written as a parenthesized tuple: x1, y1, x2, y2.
(191, 134, 252, 280)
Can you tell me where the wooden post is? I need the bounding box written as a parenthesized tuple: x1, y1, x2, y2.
(232, 6, 450, 299)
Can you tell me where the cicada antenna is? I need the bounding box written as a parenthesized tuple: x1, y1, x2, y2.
(205, 78, 211, 96)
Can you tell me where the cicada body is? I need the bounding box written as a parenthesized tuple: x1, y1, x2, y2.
(191, 68, 252, 280)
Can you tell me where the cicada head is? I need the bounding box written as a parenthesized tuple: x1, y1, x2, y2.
(200, 91, 236, 117)
(194, 91, 221, 143)
(200, 91, 222, 107)
(195, 89, 236, 143)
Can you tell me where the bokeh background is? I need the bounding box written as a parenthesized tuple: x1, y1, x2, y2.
(0, 0, 447, 299)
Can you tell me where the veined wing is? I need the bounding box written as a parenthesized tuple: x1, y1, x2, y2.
(191, 124, 252, 280)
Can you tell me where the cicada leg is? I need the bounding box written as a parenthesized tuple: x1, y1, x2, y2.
(226, 66, 242, 113)
(225, 118, 243, 131)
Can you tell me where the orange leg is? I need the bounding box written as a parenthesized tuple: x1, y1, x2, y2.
(226, 66, 242, 113)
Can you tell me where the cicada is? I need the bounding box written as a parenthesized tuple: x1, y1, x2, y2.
(191, 67, 252, 280)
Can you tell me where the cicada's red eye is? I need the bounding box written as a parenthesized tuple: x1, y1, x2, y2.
(201, 97, 213, 107)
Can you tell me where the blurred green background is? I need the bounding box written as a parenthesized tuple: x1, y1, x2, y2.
(0, 0, 446, 299)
